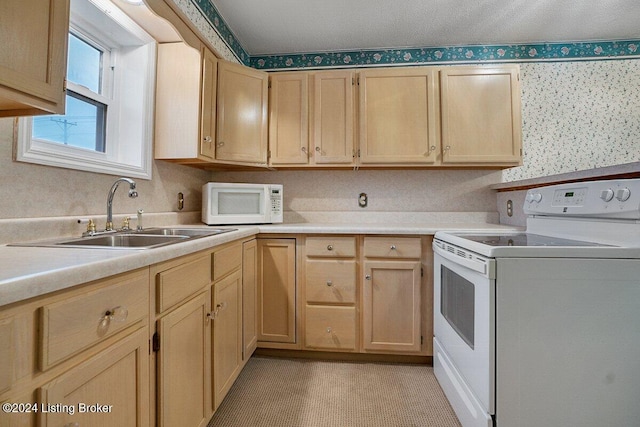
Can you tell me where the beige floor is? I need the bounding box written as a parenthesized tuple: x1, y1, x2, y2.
(208, 356, 462, 427)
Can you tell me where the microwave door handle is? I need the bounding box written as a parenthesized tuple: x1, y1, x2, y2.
(433, 243, 489, 277)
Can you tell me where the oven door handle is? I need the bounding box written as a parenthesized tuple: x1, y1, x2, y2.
(433, 243, 490, 277)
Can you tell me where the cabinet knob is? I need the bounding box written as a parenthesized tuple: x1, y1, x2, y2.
(444, 145, 451, 151)
(390, 244, 396, 250)
(217, 141, 225, 147)
(203, 136, 212, 143)
(301, 147, 307, 153)
(102, 306, 128, 323)
(326, 280, 333, 287)
(315, 146, 321, 152)
(326, 327, 332, 334)
(327, 244, 333, 251)
(365, 274, 371, 280)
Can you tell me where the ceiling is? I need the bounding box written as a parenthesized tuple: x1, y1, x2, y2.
(209, 0, 640, 56)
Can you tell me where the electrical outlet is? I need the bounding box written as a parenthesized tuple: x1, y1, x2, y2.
(358, 193, 368, 208)
(507, 199, 513, 217)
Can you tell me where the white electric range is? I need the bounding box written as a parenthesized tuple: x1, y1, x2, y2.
(432, 178, 640, 427)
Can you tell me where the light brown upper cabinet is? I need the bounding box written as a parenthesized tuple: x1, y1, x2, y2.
(268, 73, 310, 165)
(439, 66, 522, 166)
(310, 71, 357, 165)
(216, 61, 269, 165)
(266, 64, 522, 169)
(155, 47, 268, 167)
(155, 42, 218, 164)
(0, 0, 69, 117)
(268, 70, 356, 167)
(358, 67, 440, 165)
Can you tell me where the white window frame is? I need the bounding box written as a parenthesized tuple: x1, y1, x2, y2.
(16, 0, 156, 180)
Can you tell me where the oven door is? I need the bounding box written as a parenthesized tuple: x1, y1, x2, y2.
(433, 240, 496, 426)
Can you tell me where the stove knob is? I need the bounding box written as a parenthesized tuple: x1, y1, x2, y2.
(600, 188, 615, 202)
(525, 193, 535, 204)
(532, 193, 542, 203)
(615, 187, 631, 202)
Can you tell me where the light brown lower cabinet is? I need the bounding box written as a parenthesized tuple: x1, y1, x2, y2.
(39, 328, 150, 427)
(257, 238, 297, 346)
(157, 291, 211, 427)
(242, 239, 258, 361)
(212, 271, 243, 410)
(0, 269, 151, 427)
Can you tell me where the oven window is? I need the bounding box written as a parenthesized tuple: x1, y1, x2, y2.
(441, 265, 475, 349)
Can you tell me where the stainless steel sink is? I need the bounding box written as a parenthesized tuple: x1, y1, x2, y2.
(133, 227, 233, 237)
(56, 234, 188, 248)
(9, 227, 236, 250)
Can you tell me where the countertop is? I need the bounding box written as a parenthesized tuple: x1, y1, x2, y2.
(0, 221, 519, 308)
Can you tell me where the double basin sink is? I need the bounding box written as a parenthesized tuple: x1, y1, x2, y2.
(11, 227, 236, 250)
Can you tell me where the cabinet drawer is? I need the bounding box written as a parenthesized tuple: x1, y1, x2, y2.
(40, 270, 148, 370)
(305, 260, 356, 304)
(157, 254, 211, 313)
(305, 305, 356, 351)
(306, 236, 356, 258)
(363, 237, 421, 258)
(213, 243, 242, 282)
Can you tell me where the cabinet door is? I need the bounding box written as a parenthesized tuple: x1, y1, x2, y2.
(155, 42, 203, 160)
(257, 239, 296, 344)
(359, 68, 439, 164)
(158, 292, 211, 427)
(362, 260, 421, 353)
(242, 239, 258, 361)
(0, 0, 69, 116)
(440, 66, 522, 165)
(213, 271, 243, 410)
(39, 328, 149, 427)
(269, 73, 309, 165)
(310, 71, 355, 165)
(216, 60, 268, 164)
(200, 48, 218, 160)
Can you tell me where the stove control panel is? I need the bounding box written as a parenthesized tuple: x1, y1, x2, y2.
(524, 178, 640, 219)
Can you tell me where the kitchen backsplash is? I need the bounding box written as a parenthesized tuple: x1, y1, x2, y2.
(211, 169, 502, 214)
(503, 60, 640, 182)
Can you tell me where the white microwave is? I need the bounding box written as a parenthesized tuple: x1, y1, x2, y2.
(202, 183, 283, 225)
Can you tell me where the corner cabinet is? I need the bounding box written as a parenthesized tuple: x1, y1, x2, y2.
(155, 44, 268, 167)
(257, 238, 297, 347)
(439, 66, 522, 166)
(216, 61, 269, 165)
(0, 0, 69, 117)
(155, 42, 218, 164)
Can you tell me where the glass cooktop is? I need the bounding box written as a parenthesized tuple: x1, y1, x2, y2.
(457, 233, 611, 247)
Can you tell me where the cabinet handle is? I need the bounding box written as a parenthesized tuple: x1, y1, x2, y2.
(98, 306, 128, 332)
(203, 136, 212, 143)
(365, 274, 371, 280)
(207, 303, 225, 322)
(326, 280, 333, 287)
(101, 306, 128, 323)
(327, 244, 333, 251)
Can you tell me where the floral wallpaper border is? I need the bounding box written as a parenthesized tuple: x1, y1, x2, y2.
(190, 1, 640, 69)
(250, 42, 640, 70)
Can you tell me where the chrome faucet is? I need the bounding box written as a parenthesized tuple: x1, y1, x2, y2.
(106, 178, 138, 231)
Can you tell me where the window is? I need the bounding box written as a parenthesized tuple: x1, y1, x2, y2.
(17, 0, 156, 179)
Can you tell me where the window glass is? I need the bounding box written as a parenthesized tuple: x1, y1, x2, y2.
(67, 33, 102, 93)
(32, 92, 106, 152)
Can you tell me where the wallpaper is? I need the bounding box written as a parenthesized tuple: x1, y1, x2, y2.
(503, 60, 640, 181)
